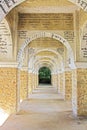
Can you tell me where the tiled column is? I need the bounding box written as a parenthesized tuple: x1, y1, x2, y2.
(60, 72, 65, 97)
(36, 74, 38, 87)
(51, 74, 54, 86)
(0, 66, 18, 114)
(65, 68, 72, 100)
(72, 64, 87, 116)
(34, 74, 38, 88)
(20, 69, 28, 101)
(28, 72, 33, 94)
(51, 73, 58, 88)
(33, 73, 37, 89)
(32, 73, 35, 90)
(57, 73, 60, 93)
(55, 74, 58, 88)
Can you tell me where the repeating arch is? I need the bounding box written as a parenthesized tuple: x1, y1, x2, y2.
(32, 56, 62, 74)
(17, 32, 75, 69)
(35, 62, 56, 74)
(28, 49, 62, 69)
(28, 59, 55, 73)
(32, 56, 59, 69)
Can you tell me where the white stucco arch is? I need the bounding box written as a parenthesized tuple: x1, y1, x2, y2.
(35, 62, 56, 74)
(29, 61, 55, 73)
(32, 56, 60, 70)
(33, 58, 60, 74)
(29, 48, 63, 59)
(32, 58, 56, 70)
(28, 48, 63, 70)
(17, 32, 75, 69)
(33, 57, 58, 69)
(28, 54, 61, 70)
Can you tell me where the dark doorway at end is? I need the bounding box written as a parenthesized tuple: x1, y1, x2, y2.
(39, 67, 51, 85)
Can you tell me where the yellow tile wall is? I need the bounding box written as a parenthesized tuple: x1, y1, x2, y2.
(20, 71, 28, 101)
(0, 68, 17, 114)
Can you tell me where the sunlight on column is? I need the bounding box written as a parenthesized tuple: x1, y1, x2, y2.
(0, 108, 9, 126)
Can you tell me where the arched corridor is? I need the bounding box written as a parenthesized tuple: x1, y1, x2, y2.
(0, 0, 87, 129)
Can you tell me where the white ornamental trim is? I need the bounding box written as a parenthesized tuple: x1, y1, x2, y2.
(0, 62, 18, 68)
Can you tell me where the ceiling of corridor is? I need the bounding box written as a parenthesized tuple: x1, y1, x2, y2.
(0, 0, 87, 22)
(0, 1, 87, 128)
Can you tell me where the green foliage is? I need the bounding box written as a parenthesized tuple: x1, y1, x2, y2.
(39, 67, 51, 79)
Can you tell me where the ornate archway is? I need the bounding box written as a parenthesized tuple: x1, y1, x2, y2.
(17, 32, 75, 69)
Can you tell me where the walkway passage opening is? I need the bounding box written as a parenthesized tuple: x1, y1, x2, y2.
(39, 67, 51, 85)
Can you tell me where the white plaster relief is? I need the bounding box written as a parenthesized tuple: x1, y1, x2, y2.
(0, 62, 18, 67)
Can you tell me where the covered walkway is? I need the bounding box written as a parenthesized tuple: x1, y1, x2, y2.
(0, 0, 87, 129)
(0, 85, 87, 130)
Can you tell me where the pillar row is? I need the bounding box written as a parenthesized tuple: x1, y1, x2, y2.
(57, 73, 60, 93)
(28, 72, 33, 94)
(59, 72, 65, 98)
(35, 74, 38, 88)
(32, 73, 35, 90)
(65, 70, 72, 101)
(36, 74, 39, 87)
(51, 74, 58, 88)
(33, 74, 36, 89)
(32, 73, 38, 89)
